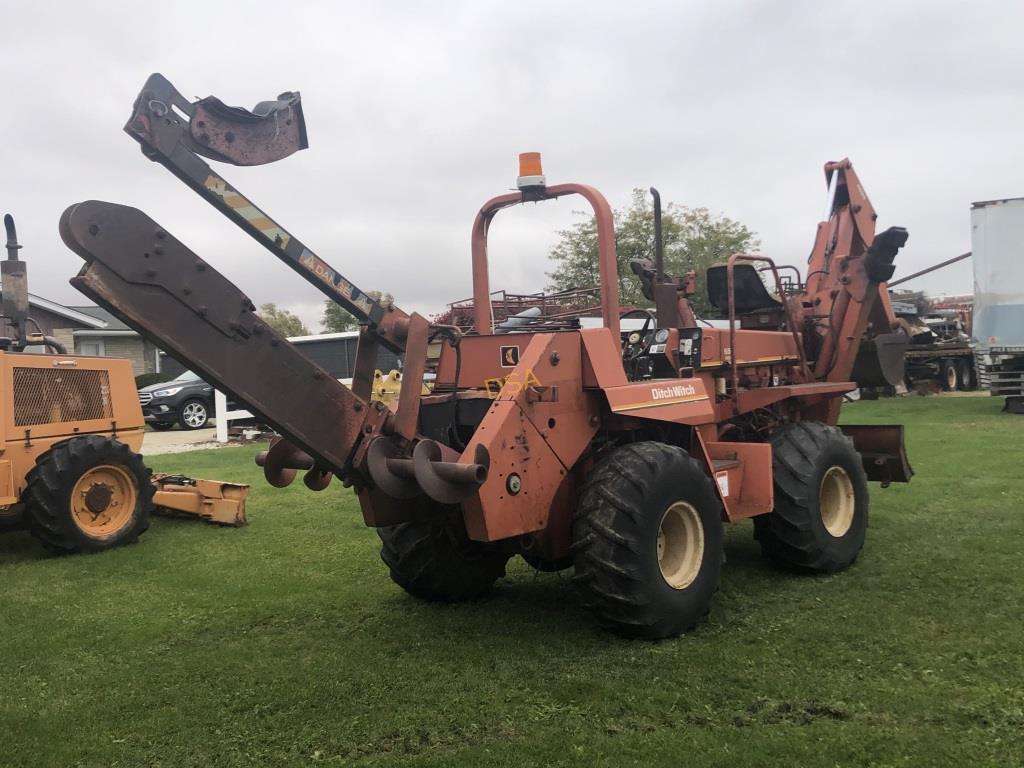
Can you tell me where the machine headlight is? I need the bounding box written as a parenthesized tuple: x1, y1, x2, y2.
(654, 329, 669, 343)
(152, 386, 184, 398)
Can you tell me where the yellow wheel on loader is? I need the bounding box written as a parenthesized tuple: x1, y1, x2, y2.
(70, 464, 139, 538)
(24, 435, 154, 554)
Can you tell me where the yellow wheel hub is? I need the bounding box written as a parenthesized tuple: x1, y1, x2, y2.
(657, 501, 705, 589)
(820, 465, 855, 537)
(71, 464, 138, 538)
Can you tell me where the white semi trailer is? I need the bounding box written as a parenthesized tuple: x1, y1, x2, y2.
(971, 197, 1024, 412)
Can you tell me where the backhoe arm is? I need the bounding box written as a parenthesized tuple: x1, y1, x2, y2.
(803, 159, 908, 390)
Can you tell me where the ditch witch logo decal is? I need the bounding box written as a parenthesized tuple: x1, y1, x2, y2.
(611, 382, 708, 413)
(499, 345, 520, 368)
(651, 383, 698, 400)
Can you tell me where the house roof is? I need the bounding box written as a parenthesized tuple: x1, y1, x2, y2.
(67, 305, 133, 332)
(27, 294, 108, 329)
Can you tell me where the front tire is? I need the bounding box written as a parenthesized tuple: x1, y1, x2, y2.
(23, 436, 153, 554)
(754, 422, 868, 573)
(178, 399, 209, 430)
(572, 442, 723, 639)
(377, 510, 509, 602)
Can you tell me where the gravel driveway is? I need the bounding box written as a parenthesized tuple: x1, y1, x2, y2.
(142, 426, 220, 455)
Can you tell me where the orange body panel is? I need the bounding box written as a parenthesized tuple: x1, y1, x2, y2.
(603, 379, 713, 425)
(697, 328, 800, 368)
(460, 333, 599, 541)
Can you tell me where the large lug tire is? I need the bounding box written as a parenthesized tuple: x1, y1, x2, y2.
(571, 442, 724, 640)
(377, 511, 510, 602)
(178, 399, 209, 430)
(754, 422, 869, 573)
(940, 358, 959, 391)
(23, 435, 153, 554)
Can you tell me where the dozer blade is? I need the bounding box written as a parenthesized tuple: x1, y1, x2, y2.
(840, 425, 914, 485)
(127, 73, 307, 166)
(61, 200, 370, 482)
(151, 474, 250, 526)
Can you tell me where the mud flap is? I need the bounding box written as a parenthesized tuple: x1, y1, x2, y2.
(839, 424, 913, 486)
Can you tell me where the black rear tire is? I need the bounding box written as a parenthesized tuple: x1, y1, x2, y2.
(377, 510, 509, 602)
(23, 436, 153, 554)
(940, 358, 959, 391)
(754, 422, 868, 573)
(572, 441, 723, 639)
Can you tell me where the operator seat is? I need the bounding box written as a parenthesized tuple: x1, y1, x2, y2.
(706, 263, 786, 330)
(706, 263, 783, 314)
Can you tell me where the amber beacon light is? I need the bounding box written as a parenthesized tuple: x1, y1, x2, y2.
(517, 152, 546, 190)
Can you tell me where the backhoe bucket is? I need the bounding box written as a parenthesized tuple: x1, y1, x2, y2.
(852, 332, 908, 387)
(126, 73, 307, 167)
(189, 92, 307, 166)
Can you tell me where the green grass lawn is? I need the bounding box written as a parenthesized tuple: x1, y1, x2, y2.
(1, 395, 1022, 767)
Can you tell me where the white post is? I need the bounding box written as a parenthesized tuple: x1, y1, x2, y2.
(215, 389, 229, 443)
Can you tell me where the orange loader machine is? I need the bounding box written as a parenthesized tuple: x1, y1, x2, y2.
(59, 74, 911, 637)
(0, 212, 247, 555)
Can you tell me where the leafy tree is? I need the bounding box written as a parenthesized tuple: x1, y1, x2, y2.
(257, 302, 310, 337)
(546, 189, 758, 317)
(322, 291, 394, 332)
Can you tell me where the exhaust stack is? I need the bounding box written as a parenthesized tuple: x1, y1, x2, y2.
(2, 214, 28, 346)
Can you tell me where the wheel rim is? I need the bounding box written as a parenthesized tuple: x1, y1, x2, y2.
(183, 402, 206, 427)
(946, 366, 957, 389)
(657, 501, 705, 589)
(71, 464, 138, 537)
(819, 466, 855, 537)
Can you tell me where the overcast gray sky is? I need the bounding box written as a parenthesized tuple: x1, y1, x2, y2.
(1, 1, 1018, 330)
